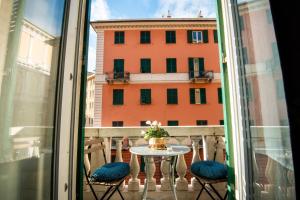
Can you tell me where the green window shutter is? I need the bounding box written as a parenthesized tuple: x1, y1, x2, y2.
(218, 88, 223, 104)
(213, 30, 218, 43)
(203, 30, 208, 43)
(198, 58, 205, 72)
(141, 58, 151, 73)
(141, 89, 151, 104)
(112, 121, 123, 127)
(166, 58, 177, 73)
(220, 120, 224, 125)
(113, 89, 124, 105)
(166, 31, 176, 43)
(188, 58, 194, 78)
(114, 31, 124, 44)
(200, 88, 206, 104)
(141, 31, 150, 43)
(167, 89, 178, 104)
(187, 30, 193, 43)
(168, 121, 179, 126)
(114, 59, 124, 78)
(190, 88, 195, 104)
(239, 15, 244, 30)
(196, 120, 208, 126)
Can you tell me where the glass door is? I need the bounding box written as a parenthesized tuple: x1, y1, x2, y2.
(226, 0, 296, 199)
(0, 0, 66, 199)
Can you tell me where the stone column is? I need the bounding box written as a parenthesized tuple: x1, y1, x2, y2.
(160, 156, 171, 190)
(128, 137, 140, 191)
(145, 156, 156, 191)
(114, 137, 123, 162)
(175, 137, 188, 191)
(191, 137, 201, 190)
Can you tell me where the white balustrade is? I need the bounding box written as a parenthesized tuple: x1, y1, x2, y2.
(84, 126, 225, 197)
(191, 136, 201, 190)
(128, 137, 140, 191)
(160, 156, 171, 190)
(175, 137, 188, 191)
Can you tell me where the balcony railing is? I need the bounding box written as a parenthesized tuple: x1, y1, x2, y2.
(84, 126, 227, 199)
(189, 70, 214, 83)
(105, 71, 130, 84)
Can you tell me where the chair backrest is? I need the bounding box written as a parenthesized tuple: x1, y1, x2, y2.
(84, 137, 106, 177)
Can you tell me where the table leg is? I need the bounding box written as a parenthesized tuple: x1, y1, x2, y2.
(142, 156, 149, 200)
(170, 156, 178, 200)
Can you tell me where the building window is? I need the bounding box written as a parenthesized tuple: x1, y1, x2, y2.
(168, 121, 179, 126)
(196, 120, 208, 126)
(167, 89, 178, 104)
(188, 58, 205, 78)
(113, 89, 124, 105)
(140, 31, 151, 44)
(114, 31, 124, 44)
(140, 58, 151, 73)
(218, 88, 223, 104)
(166, 31, 176, 43)
(114, 59, 124, 78)
(166, 58, 177, 73)
(140, 89, 151, 105)
(140, 121, 148, 126)
(220, 120, 224, 125)
(190, 88, 206, 104)
(214, 30, 218, 43)
(112, 121, 123, 127)
(187, 30, 208, 43)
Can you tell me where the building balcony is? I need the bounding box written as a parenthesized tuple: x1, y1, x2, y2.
(189, 71, 214, 83)
(105, 72, 130, 84)
(83, 126, 227, 200)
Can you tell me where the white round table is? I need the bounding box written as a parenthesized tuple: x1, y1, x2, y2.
(130, 144, 190, 200)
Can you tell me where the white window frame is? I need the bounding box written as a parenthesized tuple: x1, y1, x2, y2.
(192, 31, 203, 43)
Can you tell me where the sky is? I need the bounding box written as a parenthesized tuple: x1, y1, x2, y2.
(88, 0, 217, 72)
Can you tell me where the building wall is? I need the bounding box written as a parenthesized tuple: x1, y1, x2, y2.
(93, 20, 223, 127)
(85, 74, 95, 126)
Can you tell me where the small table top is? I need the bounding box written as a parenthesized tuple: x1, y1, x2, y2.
(130, 144, 190, 157)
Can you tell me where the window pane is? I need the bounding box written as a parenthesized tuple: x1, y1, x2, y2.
(235, 0, 295, 198)
(0, 0, 66, 199)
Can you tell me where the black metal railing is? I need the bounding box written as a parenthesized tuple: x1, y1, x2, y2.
(189, 70, 214, 82)
(105, 71, 130, 83)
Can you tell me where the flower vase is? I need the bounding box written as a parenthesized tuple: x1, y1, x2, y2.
(149, 137, 167, 150)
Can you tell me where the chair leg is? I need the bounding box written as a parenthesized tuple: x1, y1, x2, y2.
(106, 180, 124, 200)
(100, 186, 114, 200)
(209, 183, 224, 200)
(195, 177, 216, 200)
(117, 188, 125, 200)
(196, 187, 204, 200)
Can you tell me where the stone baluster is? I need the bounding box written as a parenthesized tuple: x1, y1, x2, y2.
(202, 135, 216, 160)
(114, 137, 123, 162)
(128, 137, 140, 191)
(191, 136, 202, 190)
(175, 137, 188, 191)
(145, 156, 156, 191)
(160, 156, 171, 190)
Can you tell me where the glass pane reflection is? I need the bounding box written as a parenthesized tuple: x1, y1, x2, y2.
(0, 0, 65, 199)
(235, 0, 295, 199)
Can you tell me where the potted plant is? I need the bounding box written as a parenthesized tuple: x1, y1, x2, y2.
(141, 120, 169, 150)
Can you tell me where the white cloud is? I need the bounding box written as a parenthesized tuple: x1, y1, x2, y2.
(155, 0, 216, 18)
(91, 0, 110, 20)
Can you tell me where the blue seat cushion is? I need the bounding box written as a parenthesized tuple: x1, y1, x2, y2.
(91, 162, 130, 182)
(191, 160, 227, 180)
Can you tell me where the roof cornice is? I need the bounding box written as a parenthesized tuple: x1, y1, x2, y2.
(91, 18, 217, 31)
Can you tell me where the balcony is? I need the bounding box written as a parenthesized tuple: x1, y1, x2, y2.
(105, 72, 130, 84)
(83, 126, 227, 199)
(189, 71, 214, 83)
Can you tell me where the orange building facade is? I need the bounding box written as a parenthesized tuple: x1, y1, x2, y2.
(91, 18, 223, 127)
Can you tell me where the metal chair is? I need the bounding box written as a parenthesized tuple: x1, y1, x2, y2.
(191, 136, 228, 200)
(83, 138, 130, 200)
